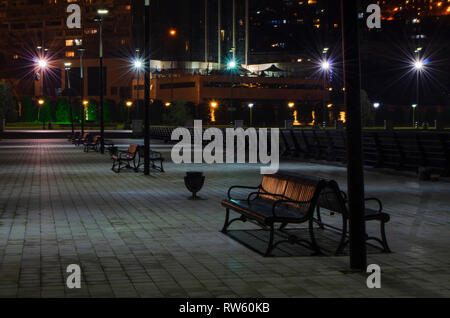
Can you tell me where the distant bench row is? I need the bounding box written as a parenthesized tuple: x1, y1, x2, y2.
(280, 129, 450, 177)
(148, 127, 450, 177)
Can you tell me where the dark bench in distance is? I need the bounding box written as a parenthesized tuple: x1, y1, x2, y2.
(73, 132, 90, 146)
(221, 172, 327, 256)
(135, 146, 165, 172)
(111, 144, 139, 173)
(316, 180, 391, 254)
(83, 135, 100, 152)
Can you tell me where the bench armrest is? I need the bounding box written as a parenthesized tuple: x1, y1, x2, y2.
(364, 197, 382, 212)
(271, 199, 312, 217)
(247, 191, 289, 202)
(227, 186, 260, 200)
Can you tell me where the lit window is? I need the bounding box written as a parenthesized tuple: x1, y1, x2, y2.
(65, 51, 75, 57)
(65, 39, 74, 47)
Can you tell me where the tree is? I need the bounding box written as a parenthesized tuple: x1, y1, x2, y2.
(55, 98, 70, 123)
(162, 100, 193, 126)
(0, 82, 17, 122)
(21, 97, 35, 122)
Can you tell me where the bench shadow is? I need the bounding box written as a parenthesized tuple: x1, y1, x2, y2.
(226, 228, 384, 257)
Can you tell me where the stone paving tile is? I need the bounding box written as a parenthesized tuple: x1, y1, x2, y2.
(0, 138, 449, 298)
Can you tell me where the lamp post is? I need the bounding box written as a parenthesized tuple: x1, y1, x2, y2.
(321, 60, 331, 126)
(248, 103, 254, 127)
(38, 99, 45, 129)
(83, 100, 89, 122)
(144, 0, 151, 175)
(341, 0, 366, 270)
(413, 59, 424, 128)
(133, 56, 143, 120)
(78, 47, 86, 135)
(126, 101, 133, 127)
(210, 101, 218, 123)
(64, 62, 74, 134)
(227, 60, 237, 125)
(95, 8, 109, 154)
(411, 104, 417, 128)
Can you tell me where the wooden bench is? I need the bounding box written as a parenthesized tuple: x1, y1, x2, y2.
(221, 172, 327, 256)
(73, 132, 90, 146)
(68, 131, 80, 142)
(83, 135, 100, 152)
(111, 144, 139, 173)
(135, 146, 165, 172)
(316, 180, 391, 254)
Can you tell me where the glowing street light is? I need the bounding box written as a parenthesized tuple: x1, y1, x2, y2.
(132, 57, 144, 120)
(165, 102, 172, 107)
(95, 8, 109, 153)
(133, 59, 143, 70)
(38, 99, 45, 129)
(37, 59, 48, 69)
(411, 104, 418, 128)
(169, 28, 177, 37)
(413, 60, 424, 70)
(227, 60, 237, 70)
(288, 102, 295, 108)
(125, 101, 133, 125)
(210, 101, 218, 123)
(321, 60, 330, 71)
(248, 103, 254, 127)
(373, 103, 380, 109)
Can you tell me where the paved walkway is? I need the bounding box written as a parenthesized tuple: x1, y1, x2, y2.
(0, 139, 449, 298)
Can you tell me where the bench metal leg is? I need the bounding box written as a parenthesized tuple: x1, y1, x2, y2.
(335, 216, 348, 255)
(380, 221, 391, 253)
(221, 209, 230, 233)
(265, 223, 275, 257)
(308, 218, 322, 255)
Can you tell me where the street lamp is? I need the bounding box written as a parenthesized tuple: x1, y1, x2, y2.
(227, 59, 237, 125)
(38, 99, 45, 129)
(210, 101, 218, 123)
(35, 57, 48, 97)
(126, 101, 133, 127)
(83, 100, 89, 122)
(412, 58, 425, 128)
(320, 59, 331, 126)
(95, 8, 109, 154)
(248, 103, 254, 126)
(64, 62, 74, 134)
(411, 104, 418, 128)
(132, 56, 144, 119)
(373, 103, 380, 109)
(78, 47, 86, 134)
(169, 28, 177, 37)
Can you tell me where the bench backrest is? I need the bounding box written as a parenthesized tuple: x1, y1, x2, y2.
(259, 175, 288, 200)
(128, 144, 138, 157)
(259, 172, 326, 215)
(316, 180, 348, 216)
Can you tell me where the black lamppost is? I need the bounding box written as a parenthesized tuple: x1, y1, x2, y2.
(95, 8, 109, 154)
(340, 0, 367, 270)
(78, 47, 86, 135)
(65, 62, 74, 134)
(321, 59, 331, 126)
(143, 0, 151, 175)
